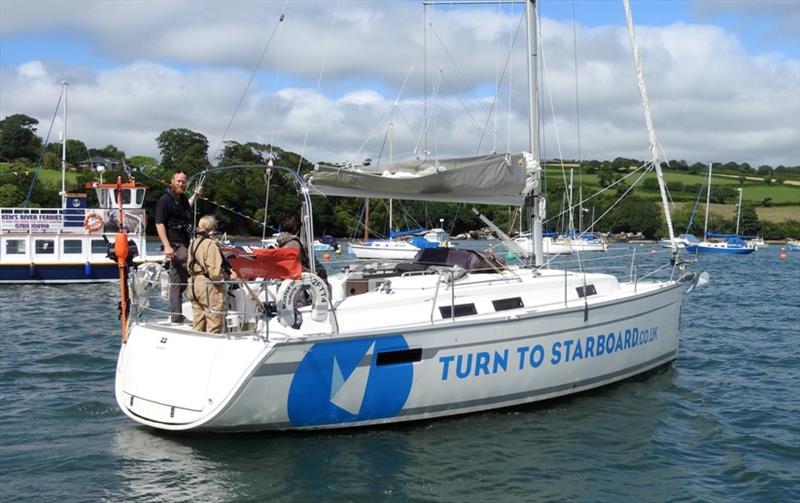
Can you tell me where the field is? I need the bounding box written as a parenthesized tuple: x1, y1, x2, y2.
(543, 168, 800, 205)
(0, 164, 80, 188)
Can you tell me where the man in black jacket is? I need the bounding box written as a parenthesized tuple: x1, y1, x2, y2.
(155, 171, 201, 323)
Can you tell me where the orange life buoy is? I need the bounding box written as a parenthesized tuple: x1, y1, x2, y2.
(84, 211, 104, 232)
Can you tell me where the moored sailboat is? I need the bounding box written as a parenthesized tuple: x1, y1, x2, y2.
(113, 0, 699, 432)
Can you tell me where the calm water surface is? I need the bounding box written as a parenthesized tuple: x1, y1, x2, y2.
(1, 244, 798, 502)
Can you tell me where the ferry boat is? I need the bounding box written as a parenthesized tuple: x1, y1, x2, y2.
(0, 181, 161, 283)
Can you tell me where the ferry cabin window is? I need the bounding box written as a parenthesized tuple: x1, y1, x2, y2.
(5, 239, 26, 254)
(91, 239, 107, 254)
(63, 239, 83, 254)
(35, 239, 55, 254)
(111, 189, 132, 205)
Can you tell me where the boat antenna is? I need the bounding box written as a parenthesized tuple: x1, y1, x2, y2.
(623, 0, 676, 253)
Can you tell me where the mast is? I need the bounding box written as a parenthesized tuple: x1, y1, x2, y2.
(60, 81, 69, 205)
(704, 162, 712, 239)
(623, 0, 676, 252)
(735, 187, 743, 236)
(526, 0, 544, 265)
(389, 122, 394, 238)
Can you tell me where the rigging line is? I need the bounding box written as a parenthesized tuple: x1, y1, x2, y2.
(538, 22, 575, 232)
(349, 57, 420, 164)
(24, 84, 66, 208)
(475, 10, 525, 154)
(212, 0, 289, 162)
(269, 3, 287, 162)
(571, 0, 583, 176)
(421, 2, 455, 157)
(299, 0, 340, 170)
(589, 164, 653, 233)
(414, 69, 445, 157)
(541, 162, 650, 228)
(348, 107, 395, 166)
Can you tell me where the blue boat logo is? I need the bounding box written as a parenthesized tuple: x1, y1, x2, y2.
(287, 336, 413, 426)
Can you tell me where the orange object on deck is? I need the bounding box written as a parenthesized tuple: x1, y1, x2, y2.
(225, 246, 302, 280)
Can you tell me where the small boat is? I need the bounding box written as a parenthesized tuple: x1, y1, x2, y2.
(348, 238, 422, 260)
(686, 164, 755, 255)
(685, 234, 756, 255)
(514, 233, 573, 255)
(787, 238, 800, 251)
(660, 234, 700, 249)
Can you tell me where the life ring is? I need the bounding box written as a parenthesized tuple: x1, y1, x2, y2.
(84, 211, 104, 232)
(276, 272, 330, 328)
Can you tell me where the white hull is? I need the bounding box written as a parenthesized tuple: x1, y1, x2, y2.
(570, 238, 608, 252)
(116, 269, 682, 431)
(349, 240, 420, 260)
(514, 236, 573, 255)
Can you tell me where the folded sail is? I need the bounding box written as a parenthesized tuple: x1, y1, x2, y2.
(307, 153, 527, 206)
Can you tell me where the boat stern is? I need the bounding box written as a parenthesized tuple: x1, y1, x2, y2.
(115, 324, 269, 430)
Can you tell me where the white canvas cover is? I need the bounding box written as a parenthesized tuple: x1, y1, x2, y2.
(307, 154, 528, 206)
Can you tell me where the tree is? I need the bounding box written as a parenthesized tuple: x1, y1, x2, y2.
(0, 183, 22, 206)
(604, 195, 662, 238)
(156, 128, 210, 175)
(46, 139, 89, 165)
(90, 144, 126, 161)
(0, 114, 43, 162)
(737, 202, 760, 236)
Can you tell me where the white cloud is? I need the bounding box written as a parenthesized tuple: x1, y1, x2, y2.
(0, 1, 797, 168)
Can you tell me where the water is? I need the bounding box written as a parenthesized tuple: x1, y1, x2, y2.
(1, 245, 798, 502)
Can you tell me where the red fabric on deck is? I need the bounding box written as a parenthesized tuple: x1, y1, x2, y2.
(225, 246, 302, 280)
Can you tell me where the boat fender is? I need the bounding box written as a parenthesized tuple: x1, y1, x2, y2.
(84, 260, 92, 277)
(29, 262, 36, 278)
(84, 211, 104, 232)
(276, 272, 330, 328)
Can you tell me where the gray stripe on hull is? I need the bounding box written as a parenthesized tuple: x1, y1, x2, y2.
(253, 293, 679, 377)
(209, 350, 677, 432)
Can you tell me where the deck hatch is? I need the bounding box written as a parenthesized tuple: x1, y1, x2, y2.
(492, 297, 524, 311)
(376, 348, 422, 366)
(576, 284, 597, 298)
(439, 303, 478, 318)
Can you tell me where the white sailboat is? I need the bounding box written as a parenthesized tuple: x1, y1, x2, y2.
(114, 0, 698, 432)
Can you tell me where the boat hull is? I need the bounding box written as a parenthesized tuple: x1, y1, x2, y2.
(685, 244, 754, 254)
(0, 262, 120, 283)
(116, 282, 682, 431)
(349, 241, 421, 260)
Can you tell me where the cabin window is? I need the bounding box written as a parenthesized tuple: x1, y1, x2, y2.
(136, 190, 144, 205)
(492, 297, 524, 311)
(5, 239, 26, 254)
(91, 239, 107, 254)
(111, 189, 132, 205)
(63, 239, 83, 254)
(439, 303, 478, 319)
(35, 240, 55, 254)
(576, 284, 597, 298)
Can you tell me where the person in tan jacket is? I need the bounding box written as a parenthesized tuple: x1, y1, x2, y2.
(188, 215, 235, 333)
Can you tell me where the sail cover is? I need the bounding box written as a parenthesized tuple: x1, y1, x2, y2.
(307, 154, 528, 206)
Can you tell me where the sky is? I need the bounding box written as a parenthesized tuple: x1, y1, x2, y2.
(1, 0, 798, 169)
